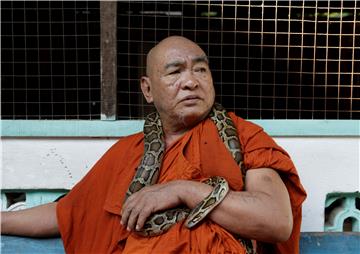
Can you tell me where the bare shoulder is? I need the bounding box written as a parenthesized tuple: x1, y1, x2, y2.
(245, 168, 287, 193)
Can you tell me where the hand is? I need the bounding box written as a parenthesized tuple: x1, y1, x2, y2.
(120, 181, 183, 232)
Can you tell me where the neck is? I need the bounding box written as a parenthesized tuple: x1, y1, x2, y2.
(164, 132, 186, 149)
(160, 112, 209, 148)
(163, 125, 189, 149)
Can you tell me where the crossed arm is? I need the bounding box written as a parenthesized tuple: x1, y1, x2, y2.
(1, 167, 292, 243)
(121, 167, 293, 243)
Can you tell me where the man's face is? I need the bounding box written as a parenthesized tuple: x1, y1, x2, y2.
(145, 40, 215, 128)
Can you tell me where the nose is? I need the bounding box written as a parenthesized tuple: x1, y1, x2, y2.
(181, 71, 199, 90)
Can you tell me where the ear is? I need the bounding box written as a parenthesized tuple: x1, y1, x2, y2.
(140, 76, 154, 103)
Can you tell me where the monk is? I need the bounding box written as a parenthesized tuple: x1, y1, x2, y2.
(1, 36, 306, 254)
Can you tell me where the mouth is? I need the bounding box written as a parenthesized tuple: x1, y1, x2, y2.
(181, 95, 201, 102)
(179, 95, 202, 106)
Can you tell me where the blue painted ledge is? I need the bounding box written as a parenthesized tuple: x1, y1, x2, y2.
(1, 120, 359, 137)
(1, 232, 359, 253)
(1, 236, 64, 254)
(300, 232, 360, 253)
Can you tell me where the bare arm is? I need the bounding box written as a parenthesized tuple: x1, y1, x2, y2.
(121, 168, 292, 243)
(180, 168, 293, 242)
(1, 202, 59, 238)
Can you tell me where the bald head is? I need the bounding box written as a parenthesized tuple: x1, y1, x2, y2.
(146, 36, 207, 77)
(140, 35, 215, 132)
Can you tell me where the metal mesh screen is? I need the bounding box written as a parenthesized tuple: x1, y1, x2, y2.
(1, 1, 101, 119)
(117, 0, 359, 119)
(2, 1, 359, 120)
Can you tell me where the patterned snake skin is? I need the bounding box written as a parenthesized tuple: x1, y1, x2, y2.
(124, 103, 255, 253)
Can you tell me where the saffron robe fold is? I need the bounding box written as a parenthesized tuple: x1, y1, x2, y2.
(57, 113, 306, 254)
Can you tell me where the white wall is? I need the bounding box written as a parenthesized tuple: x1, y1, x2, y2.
(1, 138, 118, 189)
(275, 137, 359, 232)
(1, 136, 359, 232)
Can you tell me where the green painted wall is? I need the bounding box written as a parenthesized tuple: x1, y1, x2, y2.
(1, 120, 359, 137)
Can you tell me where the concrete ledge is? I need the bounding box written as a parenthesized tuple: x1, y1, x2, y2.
(1, 232, 359, 253)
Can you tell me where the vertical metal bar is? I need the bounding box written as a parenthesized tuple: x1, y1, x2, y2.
(61, 1, 67, 119)
(100, 1, 117, 120)
(126, 1, 131, 118)
(220, 0, 224, 106)
(285, 2, 291, 119)
(312, 0, 319, 119)
(273, 0, 278, 119)
(337, 0, 344, 119)
(246, 0, 250, 118)
(324, 0, 330, 118)
(140, 1, 145, 118)
(260, 1, 264, 118)
(24, 5, 28, 119)
(350, 0, 357, 119)
(49, 3, 55, 118)
(234, 0, 238, 113)
(299, 0, 305, 119)
(74, 2, 80, 119)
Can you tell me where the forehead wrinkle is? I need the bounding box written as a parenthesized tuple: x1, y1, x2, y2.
(164, 54, 209, 71)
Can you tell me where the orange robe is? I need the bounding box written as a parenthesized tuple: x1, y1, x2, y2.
(57, 113, 306, 254)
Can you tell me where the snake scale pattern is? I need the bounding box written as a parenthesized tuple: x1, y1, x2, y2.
(124, 102, 254, 253)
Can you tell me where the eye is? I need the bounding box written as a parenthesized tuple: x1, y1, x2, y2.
(168, 69, 180, 75)
(194, 67, 207, 73)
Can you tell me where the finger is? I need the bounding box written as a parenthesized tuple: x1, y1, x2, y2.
(126, 207, 141, 231)
(121, 191, 139, 223)
(120, 206, 132, 229)
(135, 206, 153, 231)
(121, 198, 136, 228)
